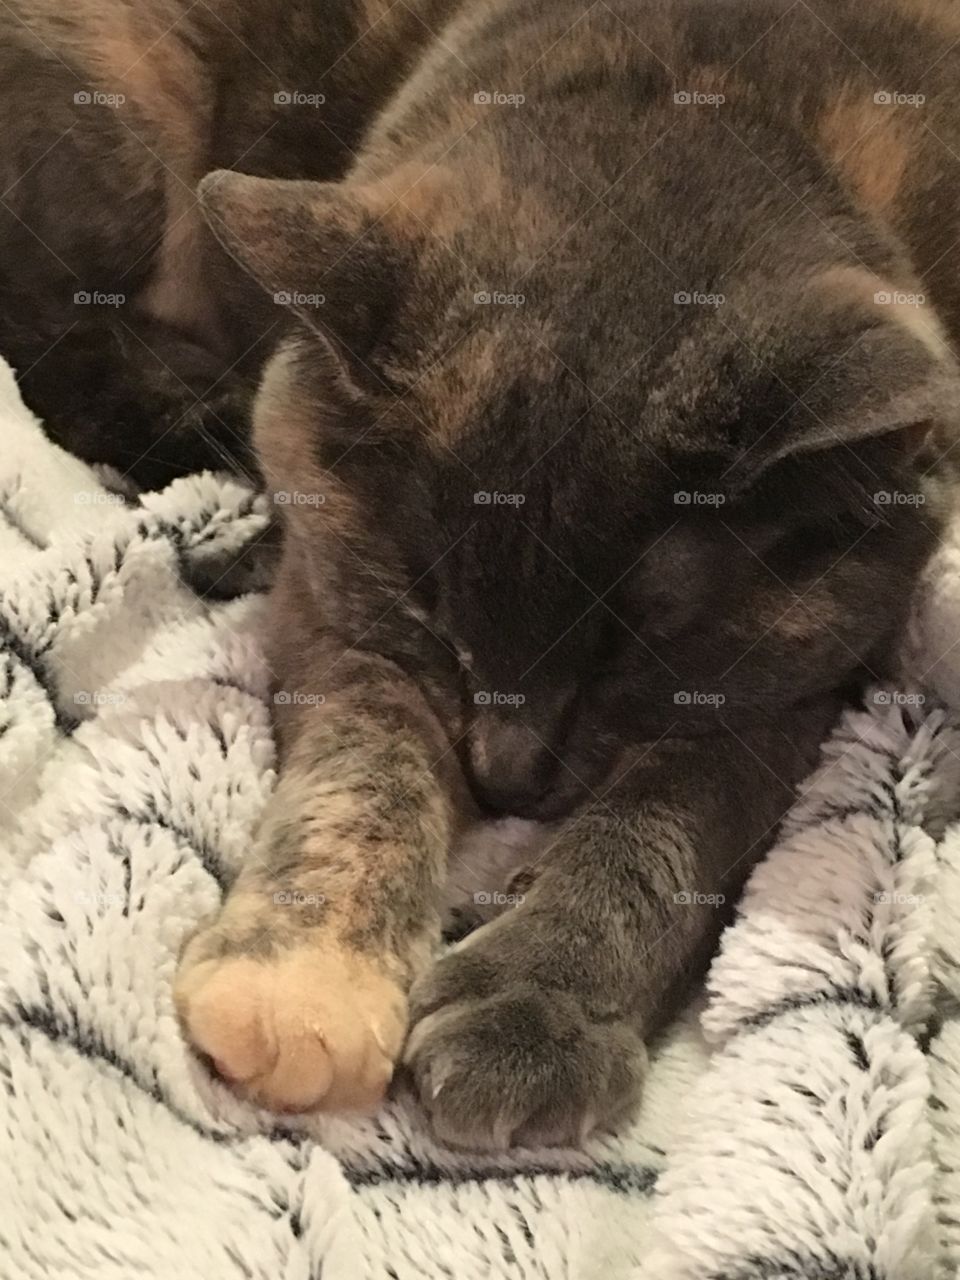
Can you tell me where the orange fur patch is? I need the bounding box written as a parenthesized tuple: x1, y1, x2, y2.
(817, 93, 913, 218)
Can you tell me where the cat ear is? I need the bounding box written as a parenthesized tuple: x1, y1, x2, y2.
(197, 170, 406, 384)
(732, 268, 960, 485)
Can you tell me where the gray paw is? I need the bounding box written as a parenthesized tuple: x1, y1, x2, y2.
(403, 950, 647, 1150)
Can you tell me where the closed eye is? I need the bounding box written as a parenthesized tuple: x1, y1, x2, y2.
(396, 597, 470, 668)
(768, 520, 857, 570)
(592, 614, 628, 676)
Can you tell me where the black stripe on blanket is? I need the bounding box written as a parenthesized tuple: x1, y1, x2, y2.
(343, 1156, 658, 1195)
(2, 1003, 220, 1135)
(5, 1003, 655, 1204)
(112, 807, 234, 893)
(710, 1257, 881, 1279)
(1, 1003, 288, 1150)
(0, 619, 79, 734)
(736, 985, 885, 1034)
(2, 1009, 310, 1249)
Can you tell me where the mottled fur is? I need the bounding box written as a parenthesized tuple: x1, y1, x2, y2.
(4, 0, 960, 1145)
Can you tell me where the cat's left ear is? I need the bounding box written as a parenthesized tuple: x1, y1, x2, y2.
(197, 170, 412, 383)
(733, 266, 960, 483)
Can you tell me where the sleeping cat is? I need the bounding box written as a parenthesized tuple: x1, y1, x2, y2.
(3, 0, 960, 1147)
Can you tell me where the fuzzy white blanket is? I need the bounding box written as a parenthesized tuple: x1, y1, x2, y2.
(1, 354, 959, 1280)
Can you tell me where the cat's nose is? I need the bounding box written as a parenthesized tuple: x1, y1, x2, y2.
(467, 718, 557, 816)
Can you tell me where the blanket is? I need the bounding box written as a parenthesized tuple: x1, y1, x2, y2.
(1, 354, 958, 1279)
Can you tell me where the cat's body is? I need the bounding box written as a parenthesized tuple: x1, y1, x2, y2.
(0, 0, 452, 481)
(4, 0, 960, 1145)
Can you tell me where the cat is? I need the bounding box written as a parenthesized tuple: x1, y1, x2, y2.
(3, 0, 960, 1148)
(0, 0, 451, 485)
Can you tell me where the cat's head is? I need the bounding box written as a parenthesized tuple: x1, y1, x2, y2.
(198, 154, 959, 818)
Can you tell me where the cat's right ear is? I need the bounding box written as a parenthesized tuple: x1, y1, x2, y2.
(197, 170, 409, 386)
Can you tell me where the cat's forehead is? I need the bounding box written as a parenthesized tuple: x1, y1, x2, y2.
(410, 347, 702, 493)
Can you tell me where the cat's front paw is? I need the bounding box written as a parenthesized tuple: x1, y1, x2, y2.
(403, 953, 647, 1149)
(175, 929, 408, 1113)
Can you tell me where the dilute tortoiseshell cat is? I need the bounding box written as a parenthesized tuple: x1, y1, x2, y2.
(3, 0, 960, 1146)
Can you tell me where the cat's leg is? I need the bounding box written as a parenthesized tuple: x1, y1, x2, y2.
(404, 706, 834, 1148)
(174, 646, 461, 1112)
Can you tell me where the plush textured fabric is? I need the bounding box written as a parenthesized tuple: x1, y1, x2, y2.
(1, 357, 958, 1279)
